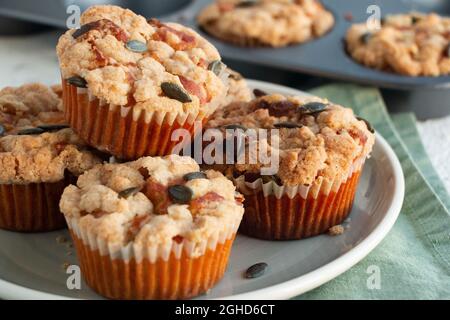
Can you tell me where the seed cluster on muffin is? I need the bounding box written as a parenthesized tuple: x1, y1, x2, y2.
(198, 0, 335, 47)
(60, 154, 244, 299)
(0, 83, 65, 135)
(346, 12, 450, 76)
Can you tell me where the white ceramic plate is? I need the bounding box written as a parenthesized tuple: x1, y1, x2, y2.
(0, 80, 405, 300)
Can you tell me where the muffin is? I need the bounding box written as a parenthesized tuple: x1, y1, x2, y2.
(57, 5, 228, 160)
(346, 12, 450, 76)
(197, 0, 334, 47)
(204, 94, 375, 240)
(0, 129, 101, 232)
(60, 154, 244, 299)
(0, 83, 65, 135)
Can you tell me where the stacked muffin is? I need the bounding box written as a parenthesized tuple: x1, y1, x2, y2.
(0, 4, 377, 300)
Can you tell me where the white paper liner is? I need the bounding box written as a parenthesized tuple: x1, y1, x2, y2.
(233, 156, 367, 200)
(66, 214, 241, 263)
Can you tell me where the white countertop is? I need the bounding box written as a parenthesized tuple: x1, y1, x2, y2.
(1, 31, 449, 193)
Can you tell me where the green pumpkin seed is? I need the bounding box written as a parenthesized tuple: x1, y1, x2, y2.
(0, 124, 5, 136)
(245, 262, 268, 279)
(183, 172, 207, 181)
(236, 0, 259, 8)
(67, 76, 87, 88)
(274, 122, 303, 129)
(17, 128, 45, 135)
(168, 185, 193, 204)
(224, 124, 247, 131)
(208, 60, 225, 76)
(356, 116, 375, 134)
(37, 124, 70, 132)
(161, 82, 192, 103)
(360, 32, 372, 44)
(253, 88, 268, 98)
(300, 102, 328, 115)
(125, 40, 148, 53)
(118, 187, 141, 199)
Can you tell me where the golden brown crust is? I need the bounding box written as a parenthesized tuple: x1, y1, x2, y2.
(197, 0, 334, 47)
(0, 83, 65, 135)
(0, 129, 101, 184)
(205, 94, 375, 186)
(57, 5, 227, 117)
(346, 12, 450, 76)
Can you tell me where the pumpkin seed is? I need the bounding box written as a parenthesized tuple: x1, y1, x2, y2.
(356, 116, 375, 134)
(224, 124, 247, 131)
(67, 76, 87, 88)
(299, 102, 328, 115)
(208, 60, 225, 76)
(37, 124, 70, 132)
(253, 88, 268, 98)
(236, 0, 259, 8)
(274, 122, 303, 129)
(245, 262, 268, 279)
(0, 124, 5, 136)
(118, 187, 141, 199)
(72, 22, 96, 39)
(168, 185, 193, 204)
(125, 40, 148, 53)
(360, 32, 372, 44)
(183, 172, 207, 181)
(161, 82, 192, 103)
(17, 128, 45, 135)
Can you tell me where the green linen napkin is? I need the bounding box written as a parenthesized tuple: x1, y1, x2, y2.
(295, 84, 450, 299)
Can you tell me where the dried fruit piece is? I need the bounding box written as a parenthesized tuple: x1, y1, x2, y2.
(17, 128, 45, 135)
(179, 76, 207, 104)
(245, 262, 268, 279)
(208, 60, 225, 76)
(263, 100, 297, 117)
(274, 122, 303, 129)
(168, 185, 193, 204)
(143, 179, 170, 215)
(190, 192, 224, 214)
(118, 187, 141, 199)
(125, 40, 147, 53)
(138, 167, 151, 180)
(161, 82, 192, 103)
(356, 116, 375, 134)
(67, 76, 87, 88)
(253, 88, 268, 97)
(183, 172, 207, 181)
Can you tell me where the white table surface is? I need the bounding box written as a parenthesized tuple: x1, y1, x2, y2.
(1, 31, 449, 193)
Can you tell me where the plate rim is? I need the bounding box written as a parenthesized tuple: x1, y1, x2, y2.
(0, 80, 405, 300)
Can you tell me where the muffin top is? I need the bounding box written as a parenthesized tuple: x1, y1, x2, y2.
(197, 0, 334, 47)
(0, 129, 102, 184)
(57, 5, 227, 117)
(0, 83, 65, 135)
(60, 155, 244, 251)
(346, 12, 450, 76)
(206, 94, 375, 186)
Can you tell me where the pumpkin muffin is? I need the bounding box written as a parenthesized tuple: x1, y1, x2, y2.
(204, 94, 375, 240)
(0, 129, 101, 232)
(0, 83, 65, 136)
(60, 154, 244, 299)
(346, 12, 450, 76)
(57, 5, 228, 160)
(197, 0, 334, 47)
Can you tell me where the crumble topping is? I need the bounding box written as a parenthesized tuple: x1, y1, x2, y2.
(346, 12, 450, 76)
(0, 129, 101, 184)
